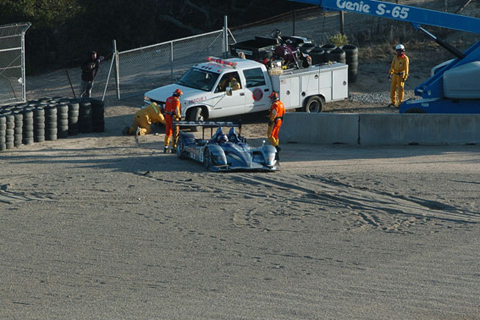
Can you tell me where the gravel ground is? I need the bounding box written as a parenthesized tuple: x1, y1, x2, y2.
(2, 4, 480, 319)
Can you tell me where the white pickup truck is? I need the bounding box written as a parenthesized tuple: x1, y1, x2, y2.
(144, 57, 348, 124)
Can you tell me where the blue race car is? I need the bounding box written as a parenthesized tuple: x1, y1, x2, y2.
(175, 121, 278, 172)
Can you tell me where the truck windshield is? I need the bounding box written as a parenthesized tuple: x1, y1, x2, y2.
(177, 68, 219, 92)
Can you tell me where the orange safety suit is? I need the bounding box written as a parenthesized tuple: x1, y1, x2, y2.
(267, 100, 286, 147)
(389, 53, 409, 106)
(164, 95, 181, 149)
(127, 102, 165, 135)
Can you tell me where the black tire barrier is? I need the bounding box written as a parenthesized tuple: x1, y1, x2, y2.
(45, 104, 58, 141)
(299, 43, 316, 54)
(5, 114, 15, 149)
(326, 47, 346, 64)
(13, 111, 23, 147)
(90, 98, 105, 133)
(22, 108, 34, 145)
(79, 100, 93, 134)
(57, 102, 69, 139)
(309, 47, 325, 65)
(342, 44, 359, 83)
(342, 45, 358, 63)
(68, 101, 80, 136)
(0, 115, 6, 151)
(321, 43, 337, 57)
(1, 97, 105, 151)
(34, 107, 46, 143)
(1, 106, 15, 114)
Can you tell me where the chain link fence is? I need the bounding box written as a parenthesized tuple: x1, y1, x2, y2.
(112, 29, 227, 100)
(0, 22, 31, 106)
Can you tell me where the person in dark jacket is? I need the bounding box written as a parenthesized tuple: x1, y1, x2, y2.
(80, 51, 104, 98)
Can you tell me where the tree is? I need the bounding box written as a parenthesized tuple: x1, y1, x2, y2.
(0, 0, 308, 72)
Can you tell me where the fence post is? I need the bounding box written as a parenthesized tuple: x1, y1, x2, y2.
(113, 40, 121, 100)
(21, 23, 31, 102)
(224, 15, 229, 58)
(170, 41, 174, 82)
(340, 11, 345, 35)
(102, 40, 116, 101)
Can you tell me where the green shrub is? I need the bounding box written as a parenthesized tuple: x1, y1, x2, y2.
(330, 33, 349, 47)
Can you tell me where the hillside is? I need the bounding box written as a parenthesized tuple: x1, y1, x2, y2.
(24, 0, 479, 113)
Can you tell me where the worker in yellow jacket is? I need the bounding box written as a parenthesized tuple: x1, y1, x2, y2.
(388, 44, 409, 107)
(123, 101, 165, 136)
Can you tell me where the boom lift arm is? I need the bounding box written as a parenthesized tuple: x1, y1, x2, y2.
(288, 0, 479, 34)
(286, 0, 480, 113)
(288, 0, 479, 58)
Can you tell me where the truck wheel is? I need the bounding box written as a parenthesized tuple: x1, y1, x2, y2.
(187, 107, 204, 132)
(304, 96, 324, 113)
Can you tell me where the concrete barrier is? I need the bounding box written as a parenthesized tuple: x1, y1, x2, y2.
(280, 113, 480, 145)
(280, 113, 359, 144)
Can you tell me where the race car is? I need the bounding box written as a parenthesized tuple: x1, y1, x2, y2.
(175, 121, 278, 172)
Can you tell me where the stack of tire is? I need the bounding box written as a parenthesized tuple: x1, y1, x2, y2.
(79, 99, 93, 133)
(34, 106, 46, 143)
(91, 99, 105, 132)
(309, 47, 325, 65)
(0, 114, 6, 151)
(57, 100, 70, 139)
(342, 44, 359, 83)
(322, 44, 338, 62)
(5, 113, 15, 149)
(307, 44, 341, 65)
(0, 97, 105, 152)
(45, 104, 58, 141)
(13, 111, 24, 147)
(306, 43, 359, 84)
(22, 107, 35, 145)
(68, 99, 80, 136)
(325, 46, 346, 65)
(299, 43, 316, 55)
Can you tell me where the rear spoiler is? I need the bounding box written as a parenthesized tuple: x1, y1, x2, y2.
(174, 120, 241, 129)
(174, 120, 243, 139)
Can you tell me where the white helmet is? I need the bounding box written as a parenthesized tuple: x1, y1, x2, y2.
(217, 134, 228, 144)
(395, 44, 405, 51)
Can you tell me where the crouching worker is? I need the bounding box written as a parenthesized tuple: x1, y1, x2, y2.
(267, 92, 285, 154)
(164, 88, 183, 153)
(123, 101, 165, 136)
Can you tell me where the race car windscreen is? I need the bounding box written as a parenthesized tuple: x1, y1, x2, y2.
(177, 68, 219, 92)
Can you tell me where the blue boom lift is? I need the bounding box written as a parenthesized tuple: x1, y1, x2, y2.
(287, 0, 480, 113)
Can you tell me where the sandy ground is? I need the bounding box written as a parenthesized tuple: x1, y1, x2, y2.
(1, 45, 480, 319)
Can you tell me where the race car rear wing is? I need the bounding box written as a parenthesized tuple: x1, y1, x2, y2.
(174, 120, 241, 128)
(174, 120, 243, 140)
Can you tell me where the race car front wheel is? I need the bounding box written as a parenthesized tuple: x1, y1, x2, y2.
(176, 139, 187, 159)
(203, 149, 212, 170)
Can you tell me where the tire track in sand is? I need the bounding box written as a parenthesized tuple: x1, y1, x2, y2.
(229, 174, 480, 229)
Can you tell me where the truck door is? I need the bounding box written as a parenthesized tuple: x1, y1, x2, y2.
(213, 71, 246, 117)
(243, 67, 271, 113)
